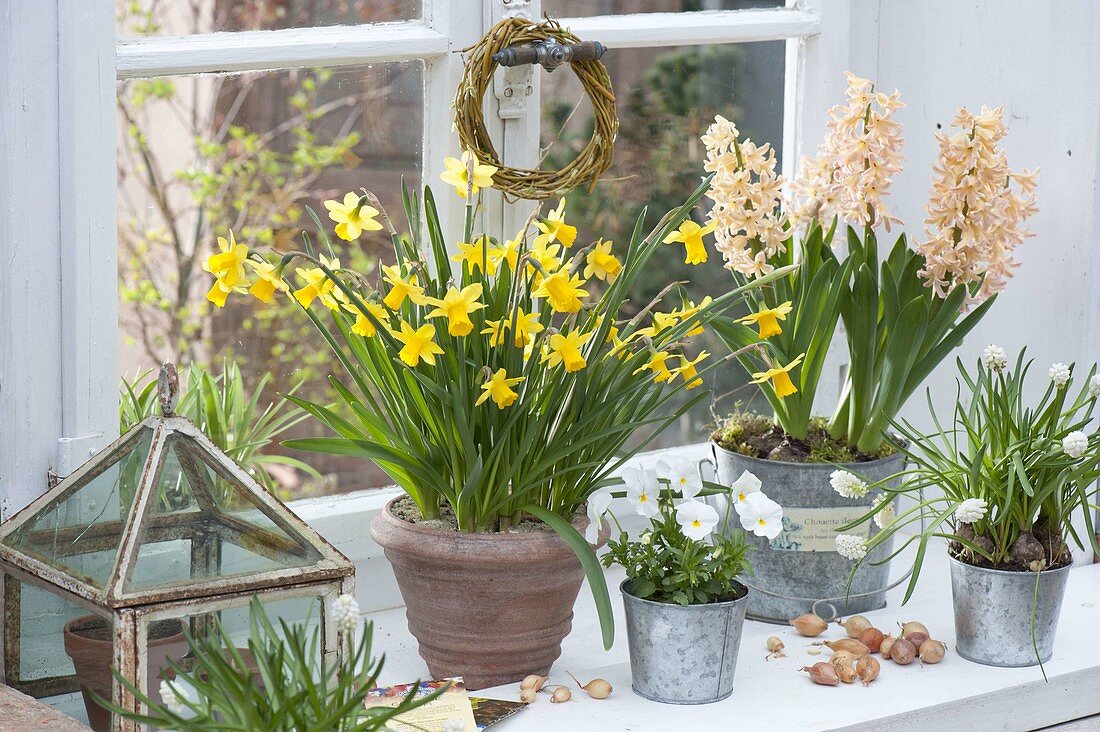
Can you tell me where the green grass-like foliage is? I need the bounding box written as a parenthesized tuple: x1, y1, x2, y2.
(101, 597, 434, 732)
(121, 361, 318, 493)
(843, 350, 1100, 602)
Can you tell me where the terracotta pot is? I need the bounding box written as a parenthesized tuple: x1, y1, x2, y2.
(63, 615, 187, 732)
(370, 498, 601, 689)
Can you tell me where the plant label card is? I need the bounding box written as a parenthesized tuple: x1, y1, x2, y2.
(364, 678, 478, 732)
(770, 506, 873, 552)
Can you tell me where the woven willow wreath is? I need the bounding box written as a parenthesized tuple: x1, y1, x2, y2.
(454, 17, 618, 201)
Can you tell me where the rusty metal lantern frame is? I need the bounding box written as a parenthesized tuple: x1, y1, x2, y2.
(0, 366, 355, 730)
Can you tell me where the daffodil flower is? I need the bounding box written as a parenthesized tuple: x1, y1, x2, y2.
(738, 492, 784, 539)
(526, 240, 561, 284)
(246, 260, 289, 303)
(486, 308, 543, 348)
(381, 264, 425, 310)
(347, 301, 389, 338)
(675, 499, 720, 541)
(737, 301, 793, 339)
(451, 236, 503, 276)
(440, 150, 497, 199)
(293, 255, 341, 309)
(323, 192, 383, 241)
(583, 239, 622, 282)
(203, 231, 250, 307)
(534, 198, 578, 249)
(635, 311, 678, 340)
(481, 318, 509, 347)
(499, 231, 523, 271)
(663, 219, 716, 265)
(620, 466, 659, 518)
(672, 350, 708, 389)
(751, 353, 805, 398)
(657, 458, 702, 500)
(543, 329, 592, 372)
(674, 296, 712, 337)
(393, 321, 444, 367)
(475, 368, 524, 409)
(634, 350, 674, 384)
(532, 269, 588, 313)
(425, 283, 486, 337)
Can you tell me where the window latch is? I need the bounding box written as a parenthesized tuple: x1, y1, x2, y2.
(492, 39, 608, 72)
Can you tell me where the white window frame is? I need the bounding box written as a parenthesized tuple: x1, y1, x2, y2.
(1, 0, 853, 597)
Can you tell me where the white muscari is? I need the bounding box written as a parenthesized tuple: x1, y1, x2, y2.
(737, 492, 784, 540)
(829, 469, 869, 499)
(657, 458, 703, 500)
(955, 497, 989, 523)
(159, 678, 195, 717)
(982, 344, 1008, 372)
(730, 470, 762, 507)
(585, 488, 613, 544)
(620, 466, 660, 518)
(1063, 430, 1089, 459)
(1090, 375, 1100, 399)
(1049, 362, 1071, 387)
(331, 593, 361, 634)
(873, 497, 896, 529)
(675, 499, 720, 541)
(835, 534, 868, 561)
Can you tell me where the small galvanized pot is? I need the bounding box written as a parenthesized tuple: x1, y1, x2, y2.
(950, 555, 1071, 667)
(712, 441, 904, 623)
(621, 579, 748, 704)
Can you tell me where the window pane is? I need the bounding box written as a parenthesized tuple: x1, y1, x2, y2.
(544, 0, 783, 17)
(117, 62, 422, 498)
(540, 41, 785, 447)
(117, 0, 420, 36)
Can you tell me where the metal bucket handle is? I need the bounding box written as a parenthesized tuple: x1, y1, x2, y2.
(697, 452, 916, 622)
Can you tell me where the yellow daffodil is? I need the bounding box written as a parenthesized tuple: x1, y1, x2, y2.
(481, 318, 509, 347)
(738, 301, 793, 339)
(245, 260, 289, 303)
(203, 231, 250, 307)
(425, 283, 486, 337)
(609, 335, 633, 360)
(663, 219, 717, 265)
(510, 308, 543, 347)
(381, 264, 425, 310)
(532, 269, 588, 313)
(500, 231, 523, 271)
(634, 350, 674, 383)
(323, 192, 383, 241)
(674, 296, 713, 337)
(672, 351, 709, 389)
(452, 236, 503, 276)
(636, 311, 679, 340)
(348, 301, 389, 337)
(475, 368, 525, 409)
(440, 150, 497, 199)
(751, 353, 805, 398)
(526, 240, 561, 284)
(584, 239, 622, 282)
(543, 329, 592, 372)
(393, 321, 444, 367)
(534, 198, 578, 249)
(293, 255, 341, 309)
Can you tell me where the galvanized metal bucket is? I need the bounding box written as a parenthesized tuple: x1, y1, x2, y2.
(950, 556, 1071, 667)
(621, 579, 748, 704)
(711, 442, 904, 623)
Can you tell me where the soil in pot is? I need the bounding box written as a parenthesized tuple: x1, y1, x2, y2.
(63, 616, 187, 732)
(712, 413, 894, 464)
(950, 522, 1073, 572)
(372, 496, 600, 690)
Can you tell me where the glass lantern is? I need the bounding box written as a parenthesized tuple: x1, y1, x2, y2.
(0, 366, 355, 731)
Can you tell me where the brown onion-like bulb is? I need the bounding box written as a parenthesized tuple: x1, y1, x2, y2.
(856, 655, 881, 685)
(858, 627, 886, 653)
(879, 635, 896, 659)
(829, 650, 857, 669)
(839, 615, 873, 638)
(899, 620, 929, 638)
(520, 674, 548, 692)
(919, 639, 947, 665)
(766, 636, 786, 659)
(800, 662, 840, 686)
(790, 613, 829, 637)
(822, 638, 871, 656)
(567, 672, 612, 699)
(904, 631, 929, 649)
(550, 686, 572, 703)
(519, 688, 537, 703)
(890, 638, 916, 665)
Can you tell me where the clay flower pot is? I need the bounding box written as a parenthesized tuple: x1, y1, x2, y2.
(62, 615, 186, 732)
(370, 498, 600, 689)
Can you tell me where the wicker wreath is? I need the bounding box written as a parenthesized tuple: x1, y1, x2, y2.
(454, 17, 618, 200)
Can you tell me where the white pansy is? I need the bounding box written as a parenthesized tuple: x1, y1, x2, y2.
(443, 721, 465, 732)
(730, 470, 762, 509)
(737, 492, 784, 540)
(1063, 431, 1089, 459)
(331, 594, 361, 634)
(954, 497, 989, 524)
(638, 530, 651, 545)
(675, 499, 720, 541)
(585, 488, 613, 544)
(1090, 375, 1100, 399)
(620, 466, 660, 518)
(830, 470, 869, 499)
(981, 344, 1008, 372)
(835, 534, 868, 561)
(1049, 362, 1071, 388)
(872, 497, 896, 529)
(657, 458, 703, 500)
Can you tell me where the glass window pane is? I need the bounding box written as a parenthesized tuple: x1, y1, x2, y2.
(117, 0, 420, 36)
(544, 0, 783, 17)
(540, 41, 785, 447)
(117, 62, 422, 499)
